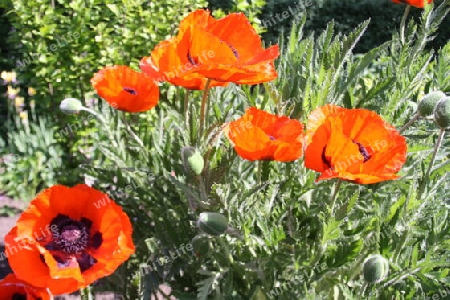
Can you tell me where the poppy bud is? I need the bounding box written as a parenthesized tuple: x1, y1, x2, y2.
(363, 254, 389, 283)
(434, 97, 450, 129)
(60, 98, 83, 114)
(182, 146, 204, 176)
(197, 212, 228, 236)
(191, 235, 210, 257)
(418, 91, 446, 117)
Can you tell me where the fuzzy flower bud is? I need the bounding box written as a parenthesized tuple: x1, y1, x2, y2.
(197, 212, 228, 236)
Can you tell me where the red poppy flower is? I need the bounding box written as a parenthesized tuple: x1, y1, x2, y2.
(91, 65, 159, 112)
(0, 273, 52, 300)
(224, 107, 304, 161)
(304, 104, 407, 184)
(4, 184, 135, 295)
(140, 9, 279, 89)
(391, 0, 432, 8)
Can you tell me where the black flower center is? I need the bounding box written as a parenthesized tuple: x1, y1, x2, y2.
(187, 52, 198, 66)
(50, 215, 90, 254)
(123, 87, 137, 95)
(44, 214, 103, 273)
(352, 140, 371, 162)
(12, 294, 27, 300)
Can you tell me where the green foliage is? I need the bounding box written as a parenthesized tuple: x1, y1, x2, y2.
(0, 117, 64, 202)
(260, 0, 450, 53)
(75, 2, 450, 298)
(1, 0, 450, 299)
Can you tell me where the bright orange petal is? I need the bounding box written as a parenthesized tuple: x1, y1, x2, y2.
(91, 65, 159, 112)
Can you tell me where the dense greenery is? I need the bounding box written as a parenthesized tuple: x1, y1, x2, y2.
(1, 0, 450, 299)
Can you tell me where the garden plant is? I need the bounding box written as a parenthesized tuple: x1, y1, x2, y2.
(1, 0, 450, 299)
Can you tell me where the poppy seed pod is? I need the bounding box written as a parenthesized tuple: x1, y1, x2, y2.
(60, 98, 83, 114)
(417, 91, 446, 117)
(191, 234, 210, 257)
(182, 146, 204, 176)
(434, 97, 450, 129)
(198, 212, 228, 236)
(363, 254, 389, 283)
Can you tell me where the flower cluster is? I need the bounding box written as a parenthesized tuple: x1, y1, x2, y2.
(225, 105, 407, 184)
(90, 9, 279, 112)
(2, 6, 422, 298)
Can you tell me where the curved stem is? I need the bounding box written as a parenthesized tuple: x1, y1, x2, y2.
(399, 113, 420, 133)
(329, 179, 343, 218)
(199, 79, 212, 138)
(400, 5, 411, 45)
(121, 112, 146, 150)
(184, 89, 190, 127)
(418, 128, 445, 198)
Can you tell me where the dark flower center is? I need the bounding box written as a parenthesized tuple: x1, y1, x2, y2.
(269, 135, 276, 140)
(44, 214, 103, 273)
(352, 140, 371, 162)
(12, 294, 27, 300)
(123, 87, 137, 95)
(50, 215, 90, 254)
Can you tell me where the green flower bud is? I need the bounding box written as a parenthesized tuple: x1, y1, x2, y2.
(418, 91, 446, 117)
(197, 212, 228, 236)
(60, 98, 83, 114)
(191, 235, 210, 257)
(363, 254, 389, 284)
(434, 97, 450, 129)
(182, 146, 204, 176)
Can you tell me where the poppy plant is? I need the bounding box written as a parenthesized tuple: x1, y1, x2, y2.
(4, 184, 135, 295)
(391, 0, 432, 8)
(304, 105, 407, 184)
(91, 65, 159, 112)
(0, 273, 52, 300)
(140, 9, 279, 89)
(224, 107, 304, 162)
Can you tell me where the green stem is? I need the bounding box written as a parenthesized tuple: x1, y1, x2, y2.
(418, 128, 445, 198)
(199, 79, 212, 138)
(121, 112, 146, 150)
(400, 5, 411, 45)
(184, 89, 190, 127)
(399, 113, 420, 133)
(328, 179, 343, 218)
(80, 285, 94, 300)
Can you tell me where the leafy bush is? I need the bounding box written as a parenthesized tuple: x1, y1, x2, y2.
(72, 2, 450, 299)
(0, 116, 64, 202)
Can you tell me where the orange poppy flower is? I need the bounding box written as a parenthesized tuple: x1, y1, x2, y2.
(304, 104, 407, 184)
(0, 273, 52, 300)
(4, 184, 135, 295)
(391, 0, 432, 8)
(224, 107, 304, 161)
(140, 9, 279, 89)
(91, 65, 159, 112)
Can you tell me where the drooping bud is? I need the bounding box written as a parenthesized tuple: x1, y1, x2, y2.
(191, 235, 210, 257)
(418, 91, 446, 117)
(182, 146, 204, 176)
(363, 254, 389, 283)
(60, 98, 83, 114)
(434, 97, 450, 129)
(197, 212, 228, 236)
